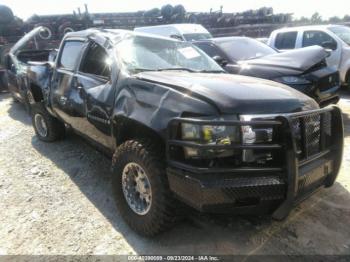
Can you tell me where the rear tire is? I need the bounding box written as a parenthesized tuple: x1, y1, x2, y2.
(112, 140, 177, 236)
(31, 103, 65, 142)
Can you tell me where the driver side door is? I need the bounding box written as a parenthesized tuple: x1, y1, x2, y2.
(71, 41, 115, 149)
(51, 40, 86, 125)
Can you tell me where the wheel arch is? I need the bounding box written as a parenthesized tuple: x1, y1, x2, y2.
(112, 115, 166, 152)
(27, 82, 44, 104)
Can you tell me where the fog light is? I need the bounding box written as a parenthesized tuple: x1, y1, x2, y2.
(184, 147, 199, 158)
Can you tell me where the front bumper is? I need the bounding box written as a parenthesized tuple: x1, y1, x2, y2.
(166, 106, 343, 219)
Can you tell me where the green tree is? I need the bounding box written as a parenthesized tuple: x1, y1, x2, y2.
(329, 16, 341, 23)
(311, 12, 322, 23)
(297, 16, 310, 23)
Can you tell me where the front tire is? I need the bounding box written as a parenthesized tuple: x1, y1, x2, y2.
(31, 103, 65, 142)
(112, 140, 177, 236)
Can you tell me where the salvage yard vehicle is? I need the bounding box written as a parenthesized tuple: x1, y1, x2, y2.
(268, 25, 350, 87)
(22, 28, 343, 236)
(194, 37, 340, 107)
(5, 27, 57, 109)
(134, 23, 212, 41)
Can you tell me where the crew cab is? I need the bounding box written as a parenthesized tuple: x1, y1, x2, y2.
(23, 28, 343, 236)
(268, 25, 350, 86)
(194, 37, 340, 107)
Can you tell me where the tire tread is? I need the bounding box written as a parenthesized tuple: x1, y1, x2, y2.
(112, 139, 177, 236)
(31, 103, 65, 142)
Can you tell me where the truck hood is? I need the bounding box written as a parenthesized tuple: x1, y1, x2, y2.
(238, 46, 329, 72)
(135, 71, 318, 114)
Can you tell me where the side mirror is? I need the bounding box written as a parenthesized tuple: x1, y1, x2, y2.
(324, 49, 332, 57)
(212, 55, 228, 67)
(224, 63, 240, 74)
(170, 34, 184, 41)
(321, 41, 337, 51)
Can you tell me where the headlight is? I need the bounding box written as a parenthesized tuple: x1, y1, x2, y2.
(274, 76, 311, 85)
(179, 116, 276, 162)
(181, 123, 238, 143)
(181, 122, 239, 158)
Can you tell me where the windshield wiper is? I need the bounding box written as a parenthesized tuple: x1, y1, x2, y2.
(157, 68, 226, 73)
(132, 67, 196, 73)
(156, 67, 196, 72)
(197, 70, 226, 73)
(132, 68, 156, 72)
(132, 67, 225, 74)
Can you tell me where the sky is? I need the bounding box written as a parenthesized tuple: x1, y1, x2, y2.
(1, 0, 350, 21)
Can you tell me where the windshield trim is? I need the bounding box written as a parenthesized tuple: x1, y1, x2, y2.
(329, 26, 350, 45)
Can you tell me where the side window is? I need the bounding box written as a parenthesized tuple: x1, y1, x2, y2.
(302, 31, 337, 50)
(275, 31, 298, 49)
(80, 42, 111, 79)
(59, 41, 84, 70)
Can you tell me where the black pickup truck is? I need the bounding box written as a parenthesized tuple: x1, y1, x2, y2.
(23, 28, 343, 236)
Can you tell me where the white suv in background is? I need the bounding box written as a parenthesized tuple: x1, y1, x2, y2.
(134, 24, 212, 41)
(268, 25, 350, 86)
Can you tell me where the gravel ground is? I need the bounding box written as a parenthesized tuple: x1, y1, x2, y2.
(0, 90, 350, 256)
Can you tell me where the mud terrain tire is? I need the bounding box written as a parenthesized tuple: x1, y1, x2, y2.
(31, 103, 65, 142)
(112, 140, 177, 236)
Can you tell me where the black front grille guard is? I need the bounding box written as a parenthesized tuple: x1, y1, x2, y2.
(166, 106, 344, 219)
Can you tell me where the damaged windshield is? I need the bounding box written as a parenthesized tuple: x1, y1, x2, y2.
(116, 34, 224, 74)
(329, 26, 350, 45)
(218, 37, 277, 61)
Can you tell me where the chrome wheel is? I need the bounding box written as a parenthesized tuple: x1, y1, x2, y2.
(122, 162, 152, 215)
(34, 113, 48, 137)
